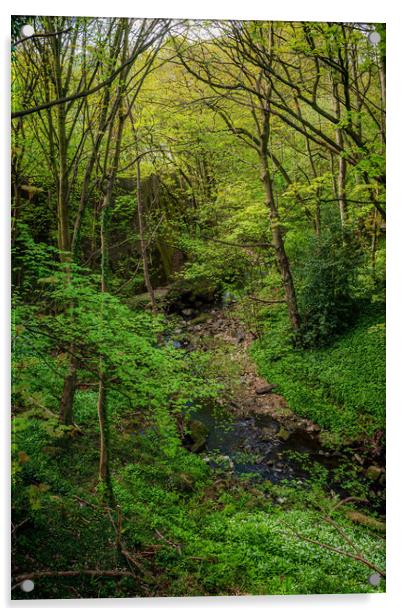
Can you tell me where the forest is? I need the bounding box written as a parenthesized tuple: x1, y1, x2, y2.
(11, 16, 386, 599)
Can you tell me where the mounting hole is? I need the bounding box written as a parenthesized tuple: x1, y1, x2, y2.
(20, 579, 35, 592)
(20, 24, 35, 39)
(368, 572, 381, 587)
(368, 31, 381, 45)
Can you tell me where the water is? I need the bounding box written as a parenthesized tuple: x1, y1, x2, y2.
(164, 300, 384, 512)
(189, 404, 385, 516)
(191, 404, 342, 484)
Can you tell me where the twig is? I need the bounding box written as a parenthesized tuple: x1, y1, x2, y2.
(116, 506, 123, 552)
(205, 238, 274, 250)
(331, 496, 369, 511)
(154, 529, 182, 554)
(72, 495, 112, 512)
(11, 518, 29, 535)
(13, 28, 73, 47)
(322, 515, 365, 557)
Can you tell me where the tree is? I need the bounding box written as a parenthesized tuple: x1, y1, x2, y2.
(12, 17, 172, 424)
(174, 22, 302, 334)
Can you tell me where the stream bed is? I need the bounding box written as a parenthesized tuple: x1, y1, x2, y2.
(191, 404, 342, 483)
(164, 298, 385, 514)
(189, 404, 385, 514)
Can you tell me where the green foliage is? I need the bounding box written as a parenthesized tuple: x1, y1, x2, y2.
(12, 410, 385, 599)
(11, 17, 386, 599)
(11, 235, 223, 578)
(113, 453, 385, 596)
(178, 234, 257, 291)
(252, 307, 385, 442)
(292, 228, 363, 347)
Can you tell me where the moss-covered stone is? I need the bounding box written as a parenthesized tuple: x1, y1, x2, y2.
(188, 419, 209, 453)
(346, 510, 385, 531)
(276, 426, 290, 441)
(366, 465, 383, 481)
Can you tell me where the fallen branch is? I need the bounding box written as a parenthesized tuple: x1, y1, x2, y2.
(121, 549, 149, 575)
(284, 522, 385, 578)
(12, 569, 138, 590)
(186, 555, 218, 563)
(26, 397, 58, 418)
(249, 296, 287, 304)
(107, 506, 153, 580)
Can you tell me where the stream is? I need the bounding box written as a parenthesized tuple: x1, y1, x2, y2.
(191, 405, 342, 484)
(188, 400, 385, 515)
(164, 297, 385, 514)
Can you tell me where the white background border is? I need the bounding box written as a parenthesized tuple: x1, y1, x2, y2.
(2, 1, 401, 613)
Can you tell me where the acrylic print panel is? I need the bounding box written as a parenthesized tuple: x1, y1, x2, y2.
(11, 15, 386, 599)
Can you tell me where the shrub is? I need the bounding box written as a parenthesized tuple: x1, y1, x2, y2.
(294, 229, 362, 347)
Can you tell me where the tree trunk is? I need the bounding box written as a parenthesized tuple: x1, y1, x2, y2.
(97, 363, 108, 482)
(97, 193, 110, 485)
(259, 149, 301, 335)
(59, 353, 77, 424)
(71, 22, 125, 256)
(377, 26, 386, 120)
(136, 159, 158, 314)
(333, 83, 348, 227)
(56, 99, 78, 425)
(51, 31, 78, 425)
(96, 76, 126, 491)
(11, 182, 21, 242)
(371, 208, 378, 273)
(96, 353, 114, 505)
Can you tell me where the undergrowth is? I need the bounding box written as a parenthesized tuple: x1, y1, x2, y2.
(12, 417, 385, 598)
(252, 305, 385, 444)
